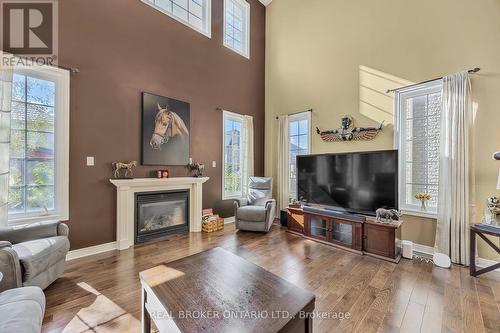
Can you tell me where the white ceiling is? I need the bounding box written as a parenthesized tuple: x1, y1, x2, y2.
(259, 0, 272, 6)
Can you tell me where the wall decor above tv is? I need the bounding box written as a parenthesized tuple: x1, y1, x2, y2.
(316, 115, 383, 142)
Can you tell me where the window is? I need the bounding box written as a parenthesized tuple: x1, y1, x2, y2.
(288, 112, 311, 200)
(396, 80, 442, 216)
(8, 66, 69, 224)
(142, 0, 212, 37)
(223, 111, 252, 199)
(223, 0, 250, 58)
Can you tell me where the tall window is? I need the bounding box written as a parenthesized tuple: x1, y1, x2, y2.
(142, 0, 212, 37)
(8, 67, 69, 224)
(396, 80, 442, 216)
(223, 111, 252, 199)
(288, 112, 311, 200)
(223, 0, 250, 58)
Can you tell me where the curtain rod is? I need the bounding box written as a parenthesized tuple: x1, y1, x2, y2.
(275, 109, 313, 120)
(216, 107, 248, 117)
(56, 65, 80, 74)
(386, 67, 480, 93)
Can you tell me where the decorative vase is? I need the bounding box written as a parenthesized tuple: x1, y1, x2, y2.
(420, 199, 427, 211)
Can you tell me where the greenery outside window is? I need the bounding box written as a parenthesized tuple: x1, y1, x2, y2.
(8, 66, 69, 225)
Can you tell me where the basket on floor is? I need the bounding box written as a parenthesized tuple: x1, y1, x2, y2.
(202, 217, 224, 233)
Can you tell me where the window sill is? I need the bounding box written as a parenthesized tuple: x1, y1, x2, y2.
(8, 213, 67, 226)
(401, 210, 437, 220)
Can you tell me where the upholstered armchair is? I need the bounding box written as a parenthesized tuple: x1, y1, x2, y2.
(0, 221, 70, 292)
(234, 177, 276, 232)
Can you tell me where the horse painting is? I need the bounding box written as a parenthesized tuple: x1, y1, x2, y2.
(142, 93, 190, 165)
(150, 103, 189, 150)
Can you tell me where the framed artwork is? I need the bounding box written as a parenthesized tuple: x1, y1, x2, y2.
(141, 92, 190, 165)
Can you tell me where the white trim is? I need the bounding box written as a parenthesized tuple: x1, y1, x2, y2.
(401, 210, 437, 219)
(110, 177, 209, 250)
(7, 65, 70, 225)
(395, 80, 442, 214)
(288, 111, 312, 153)
(66, 242, 117, 261)
(223, 0, 250, 59)
(288, 111, 311, 200)
(476, 257, 500, 272)
(258, 0, 272, 5)
(407, 242, 500, 272)
(222, 110, 247, 200)
(141, 0, 212, 38)
(224, 216, 235, 224)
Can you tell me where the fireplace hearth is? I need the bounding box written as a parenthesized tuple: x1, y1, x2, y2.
(135, 190, 189, 244)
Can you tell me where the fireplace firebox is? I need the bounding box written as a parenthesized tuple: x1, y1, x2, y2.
(135, 190, 189, 244)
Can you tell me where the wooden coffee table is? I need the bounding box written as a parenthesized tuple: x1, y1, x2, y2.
(140, 247, 316, 333)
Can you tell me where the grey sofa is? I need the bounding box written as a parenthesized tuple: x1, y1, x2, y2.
(234, 177, 276, 232)
(0, 221, 70, 292)
(0, 283, 45, 333)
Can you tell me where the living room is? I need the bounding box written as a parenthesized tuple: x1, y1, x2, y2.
(0, 0, 499, 332)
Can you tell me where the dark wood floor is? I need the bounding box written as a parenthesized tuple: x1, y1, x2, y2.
(42, 224, 500, 333)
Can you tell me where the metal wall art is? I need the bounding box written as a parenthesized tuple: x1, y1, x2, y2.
(316, 115, 383, 142)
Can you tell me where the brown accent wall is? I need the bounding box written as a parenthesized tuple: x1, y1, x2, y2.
(59, 0, 265, 250)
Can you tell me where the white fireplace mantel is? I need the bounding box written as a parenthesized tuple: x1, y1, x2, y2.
(110, 177, 209, 250)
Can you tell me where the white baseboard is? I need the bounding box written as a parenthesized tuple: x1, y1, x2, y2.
(224, 217, 235, 224)
(406, 241, 500, 272)
(476, 257, 500, 271)
(66, 241, 117, 261)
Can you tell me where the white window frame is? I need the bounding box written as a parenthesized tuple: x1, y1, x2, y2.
(223, 0, 250, 59)
(288, 111, 311, 201)
(142, 0, 212, 38)
(395, 80, 442, 219)
(222, 110, 246, 199)
(8, 65, 70, 226)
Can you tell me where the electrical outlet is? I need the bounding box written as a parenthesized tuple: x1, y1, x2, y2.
(86, 156, 95, 166)
(212, 161, 217, 168)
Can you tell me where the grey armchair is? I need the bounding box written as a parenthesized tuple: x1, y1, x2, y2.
(0, 221, 70, 292)
(234, 177, 276, 232)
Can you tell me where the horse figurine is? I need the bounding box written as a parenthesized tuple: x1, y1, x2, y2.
(376, 208, 402, 223)
(150, 103, 189, 150)
(112, 161, 137, 179)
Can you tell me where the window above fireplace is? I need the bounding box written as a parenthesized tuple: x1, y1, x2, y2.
(141, 0, 212, 38)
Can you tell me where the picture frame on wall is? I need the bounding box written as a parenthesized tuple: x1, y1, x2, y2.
(141, 92, 190, 166)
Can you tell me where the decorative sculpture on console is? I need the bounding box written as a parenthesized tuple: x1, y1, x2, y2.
(376, 208, 402, 223)
(112, 161, 137, 179)
(317, 115, 384, 142)
(187, 161, 205, 177)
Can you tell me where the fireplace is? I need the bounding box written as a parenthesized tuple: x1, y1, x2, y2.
(135, 190, 189, 244)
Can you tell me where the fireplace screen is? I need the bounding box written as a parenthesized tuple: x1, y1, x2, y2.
(135, 190, 189, 244)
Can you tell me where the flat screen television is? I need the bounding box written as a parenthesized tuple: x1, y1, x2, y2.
(297, 150, 398, 216)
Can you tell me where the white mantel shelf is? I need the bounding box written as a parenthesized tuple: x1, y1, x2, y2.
(110, 177, 209, 250)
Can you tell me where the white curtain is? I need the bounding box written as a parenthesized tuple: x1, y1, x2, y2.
(0, 53, 13, 227)
(277, 115, 289, 211)
(242, 115, 254, 195)
(435, 71, 475, 266)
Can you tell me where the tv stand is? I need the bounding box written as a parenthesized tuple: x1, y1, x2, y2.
(303, 206, 367, 222)
(286, 206, 402, 262)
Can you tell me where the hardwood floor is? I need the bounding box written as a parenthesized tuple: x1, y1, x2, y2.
(42, 224, 500, 333)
